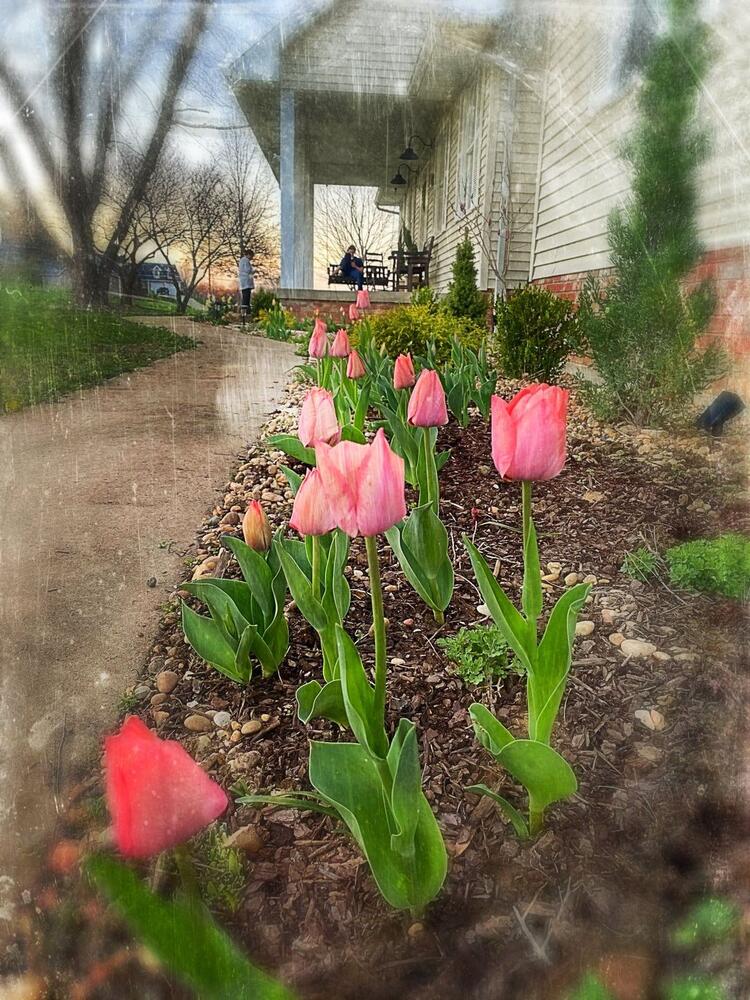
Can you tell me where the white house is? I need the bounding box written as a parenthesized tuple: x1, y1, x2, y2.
(231, 0, 749, 355)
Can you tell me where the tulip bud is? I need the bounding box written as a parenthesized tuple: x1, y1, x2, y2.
(491, 384, 569, 481)
(356, 289, 371, 310)
(348, 303, 361, 322)
(330, 328, 351, 358)
(347, 349, 366, 380)
(242, 500, 272, 551)
(407, 369, 448, 427)
(308, 319, 328, 358)
(393, 353, 416, 390)
(298, 387, 340, 447)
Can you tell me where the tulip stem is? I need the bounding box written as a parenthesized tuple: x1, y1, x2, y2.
(311, 535, 321, 603)
(422, 427, 439, 513)
(521, 480, 532, 553)
(365, 534, 387, 728)
(173, 844, 200, 900)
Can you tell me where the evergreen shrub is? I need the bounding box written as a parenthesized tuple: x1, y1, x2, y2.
(354, 305, 484, 365)
(493, 284, 580, 382)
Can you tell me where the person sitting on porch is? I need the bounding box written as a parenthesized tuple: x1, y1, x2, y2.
(339, 244, 364, 290)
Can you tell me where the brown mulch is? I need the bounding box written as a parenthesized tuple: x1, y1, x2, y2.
(7, 386, 749, 999)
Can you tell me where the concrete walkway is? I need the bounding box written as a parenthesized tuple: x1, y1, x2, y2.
(0, 319, 296, 921)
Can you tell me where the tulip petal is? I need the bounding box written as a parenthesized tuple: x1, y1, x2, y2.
(356, 429, 406, 536)
(490, 395, 516, 478)
(289, 469, 337, 536)
(315, 440, 366, 537)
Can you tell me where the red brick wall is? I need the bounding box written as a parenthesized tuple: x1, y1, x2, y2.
(532, 246, 750, 357)
(279, 298, 401, 325)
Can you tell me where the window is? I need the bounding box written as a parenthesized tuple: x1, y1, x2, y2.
(433, 129, 448, 232)
(456, 81, 481, 212)
(588, 0, 666, 115)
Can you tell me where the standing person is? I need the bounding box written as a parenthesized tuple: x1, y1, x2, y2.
(238, 248, 255, 326)
(339, 244, 365, 291)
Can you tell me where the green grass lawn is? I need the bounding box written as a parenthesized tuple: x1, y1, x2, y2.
(0, 283, 196, 412)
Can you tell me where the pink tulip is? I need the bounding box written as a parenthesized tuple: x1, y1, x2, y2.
(315, 429, 406, 537)
(491, 384, 569, 481)
(348, 303, 361, 322)
(393, 353, 416, 390)
(356, 289, 370, 310)
(309, 319, 328, 358)
(289, 469, 336, 536)
(330, 328, 351, 358)
(298, 387, 340, 448)
(407, 369, 448, 427)
(105, 716, 227, 859)
(242, 500, 272, 551)
(346, 349, 366, 380)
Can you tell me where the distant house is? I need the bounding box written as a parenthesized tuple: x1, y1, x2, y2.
(231, 0, 748, 355)
(135, 262, 184, 299)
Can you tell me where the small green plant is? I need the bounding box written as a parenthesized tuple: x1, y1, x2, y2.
(666, 534, 750, 599)
(665, 976, 727, 1000)
(442, 233, 487, 325)
(410, 285, 439, 309)
(621, 545, 660, 581)
(260, 302, 293, 341)
(671, 896, 740, 949)
(493, 284, 580, 383)
(194, 826, 246, 914)
(438, 624, 518, 686)
(117, 690, 141, 714)
(356, 304, 483, 365)
(566, 973, 615, 1000)
(249, 288, 276, 319)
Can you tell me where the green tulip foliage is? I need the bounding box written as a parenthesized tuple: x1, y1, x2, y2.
(386, 502, 454, 624)
(464, 481, 590, 836)
(181, 535, 289, 683)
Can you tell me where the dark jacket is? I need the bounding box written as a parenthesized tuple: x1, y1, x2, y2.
(339, 252, 363, 274)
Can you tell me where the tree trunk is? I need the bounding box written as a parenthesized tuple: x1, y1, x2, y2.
(70, 247, 108, 309)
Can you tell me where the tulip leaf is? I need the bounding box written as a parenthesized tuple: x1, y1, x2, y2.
(337, 627, 388, 760)
(530, 582, 590, 744)
(280, 465, 303, 496)
(322, 529, 351, 623)
(222, 537, 275, 623)
(497, 739, 577, 812)
(340, 424, 366, 444)
(277, 544, 329, 633)
(234, 792, 338, 819)
(296, 679, 348, 728)
(309, 740, 447, 911)
(388, 720, 421, 857)
(265, 434, 316, 467)
(435, 449, 451, 472)
(469, 703, 515, 756)
(466, 784, 530, 839)
(181, 603, 244, 682)
(463, 536, 534, 672)
(233, 626, 255, 681)
(86, 854, 295, 1000)
(182, 578, 257, 628)
(353, 381, 370, 431)
(386, 505, 453, 614)
(521, 516, 543, 623)
(182, 581, 251, 646)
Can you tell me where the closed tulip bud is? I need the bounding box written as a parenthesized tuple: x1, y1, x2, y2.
(104, 716, 227, 859)
(346, 349, 366, 380)
(330, 328, 351, 357)
(393, 353, 416, 390)
(491, 384, 569, 481)
(308, 319, 328, 358)
(289, 469, 336, 536)
(407, 369, 448, 427)
(356, 289, 371, 309)
(298, 387, 340, 447)
(315, 428, 406, 537)
(242, 500, 272, 551)
(348, 303, 361, 322)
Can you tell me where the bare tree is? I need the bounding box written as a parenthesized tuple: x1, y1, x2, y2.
(315, 186, 399, 273)
(0, 0, 210, 306)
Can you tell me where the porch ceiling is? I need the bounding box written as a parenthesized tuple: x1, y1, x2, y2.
(232, 82, 445, 188)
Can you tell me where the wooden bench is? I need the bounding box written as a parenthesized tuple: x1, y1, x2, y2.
(327, 254, 391, 290)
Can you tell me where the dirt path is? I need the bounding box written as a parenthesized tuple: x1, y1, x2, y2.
(0, 319, 295, 920)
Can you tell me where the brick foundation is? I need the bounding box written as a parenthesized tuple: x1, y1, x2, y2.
(273, 288, 410, 326)
(532, 245, 750, 358)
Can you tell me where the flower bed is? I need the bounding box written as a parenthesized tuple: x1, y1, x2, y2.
(7, 369, 749, 999)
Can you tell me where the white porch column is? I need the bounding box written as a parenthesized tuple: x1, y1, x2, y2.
(280, 89, 314, 289)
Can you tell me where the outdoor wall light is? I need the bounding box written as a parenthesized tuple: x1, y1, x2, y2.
(696, 390, 745, 436)
(390, 162, 417, 188)
(399, 134, 433, 161)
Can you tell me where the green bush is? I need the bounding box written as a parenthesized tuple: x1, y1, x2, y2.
(437, 624, 519, 686)
(249, 288, 276, 319)
(666, 534, 750, 600)
(410, 285, 439, 310)
(442, 234, 487, 325)
(354, 304, 484, 365)
(493, 284, 580, 382)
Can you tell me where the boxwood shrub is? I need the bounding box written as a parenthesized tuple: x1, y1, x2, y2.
(493, 284, 581, 382)
(354, 304, 484, 365)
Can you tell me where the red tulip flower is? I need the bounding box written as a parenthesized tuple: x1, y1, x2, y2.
(330, 328, 351, 358)
(289, 468, 336, 536)
(242, 500, 272, 551)
(309, 319, 328, 358)
(346, 349, 366, 380)
(491, 384, 569, 481)
(298, 387, 341, 448)
(315, 428, 406, 537)
(356, 289, 370, 310)
(104, 716, 227, 859)
(393, 353, 416, 390)
(407, 369, 448, 427)
(348, 303, 361, 322)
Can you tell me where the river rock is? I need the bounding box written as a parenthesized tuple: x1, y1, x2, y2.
(213, 711, 232, 729)
(225, 825, 264, 855)
(156, 670, 179, 694)
(564, 572, 580, 586)
(575, 620, 595, 637)
(609, 632, 625, 647)
(184, 714, 213, 733)
(241, 720, 262, 735)
(620, 639, 657, 658)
